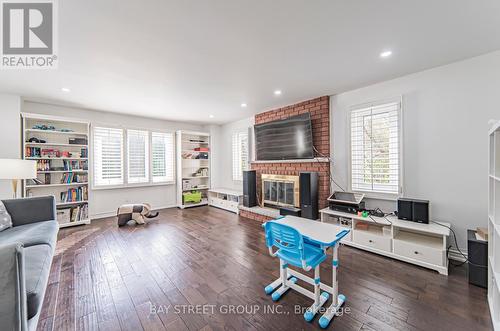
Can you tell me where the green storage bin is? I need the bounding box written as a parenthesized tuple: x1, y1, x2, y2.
(183, 190, 202, 203)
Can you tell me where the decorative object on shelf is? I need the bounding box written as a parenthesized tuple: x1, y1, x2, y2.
(27, 137, 46, 143)
(32, 124, 56, 131)
(69, 137, 87, 145)
(0, 158, 37, 198)
(117, 203, 159, 226)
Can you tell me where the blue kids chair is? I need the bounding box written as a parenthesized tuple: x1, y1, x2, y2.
(263, 221, 329, 318)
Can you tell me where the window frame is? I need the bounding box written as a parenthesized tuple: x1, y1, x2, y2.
(92, 124, 176, 190)
(347, 96, 404, 200)
(232, 130, 249, 182)
(127, 129, 150, 184)
(151, 131, 175, 184)
(92, 126, 125, 188)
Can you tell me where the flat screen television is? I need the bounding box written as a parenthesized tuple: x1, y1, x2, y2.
(254, 113, 314, 160)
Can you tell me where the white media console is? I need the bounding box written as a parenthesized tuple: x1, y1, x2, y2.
(320, 208, 450, 275)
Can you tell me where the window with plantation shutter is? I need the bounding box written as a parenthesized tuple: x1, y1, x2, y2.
(93, 127, 124, 187)
(350, 100, 401, 195)
(152, 132, 175, 183)
(127, 129, 149, 184)
(232, 131, 249, 181)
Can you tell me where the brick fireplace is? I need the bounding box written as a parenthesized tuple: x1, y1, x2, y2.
(240, 96, 331, 222)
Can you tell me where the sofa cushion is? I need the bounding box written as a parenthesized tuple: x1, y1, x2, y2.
(0, 221, 58, 249)
(24, 244, 52, 319)
(0, 201, 12, 232)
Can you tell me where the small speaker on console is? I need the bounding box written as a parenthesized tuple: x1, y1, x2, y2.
(243, 170, 257, 207)
(412, 199, 429, 224)
(299, 172, 318, 220)
(397, 198, 413, 221)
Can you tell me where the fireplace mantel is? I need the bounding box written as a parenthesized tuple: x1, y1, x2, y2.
(251, 157, 329, 164)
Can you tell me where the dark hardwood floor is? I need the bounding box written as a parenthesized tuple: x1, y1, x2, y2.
(37, 206, 493, 331)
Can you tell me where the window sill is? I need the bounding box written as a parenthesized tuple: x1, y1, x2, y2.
(92, 182, 175, 191)
(352, 190, 399, 201)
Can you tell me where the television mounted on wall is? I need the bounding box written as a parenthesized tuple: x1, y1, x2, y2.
(254, 113, 314, 161)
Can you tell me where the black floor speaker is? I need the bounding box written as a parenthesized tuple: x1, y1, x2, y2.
(299, 172, 318, 220)
(243, 170, 257, 207)
(467, 229, 487, 288)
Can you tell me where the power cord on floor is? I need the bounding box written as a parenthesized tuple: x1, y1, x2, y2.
(431, 221, 487, 268)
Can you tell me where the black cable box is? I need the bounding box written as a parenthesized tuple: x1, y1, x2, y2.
(329, 201, 365, 214)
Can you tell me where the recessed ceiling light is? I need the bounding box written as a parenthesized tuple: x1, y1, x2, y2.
(274, 90, 282, 95)
(61, 87, 71, 92)
(380, 50, 392, 58)
(209, 114, 214, 118)
(241, 103, 247, 108)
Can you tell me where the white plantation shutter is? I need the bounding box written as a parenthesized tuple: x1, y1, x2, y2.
(152, 132, 175, 183)
(127, 129, 149, 183)
(232, 131, 249, 181)
(350, 100, 401, 195)
(93, 127, 124, 186)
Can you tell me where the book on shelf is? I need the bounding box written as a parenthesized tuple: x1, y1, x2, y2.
(36, 160, 51, 171)
(60, 186, 88, 202)
(60, 173, 88, 184)
(25, 147, 41, 157)
(63, 159, 88, 171)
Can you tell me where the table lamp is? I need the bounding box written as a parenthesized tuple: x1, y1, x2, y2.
(0, 159, 37, 198)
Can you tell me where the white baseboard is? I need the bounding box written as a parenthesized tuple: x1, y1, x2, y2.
(91, 204, 177, 221)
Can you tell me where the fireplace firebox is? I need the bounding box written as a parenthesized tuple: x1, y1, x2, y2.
(261, 174, 300, 208)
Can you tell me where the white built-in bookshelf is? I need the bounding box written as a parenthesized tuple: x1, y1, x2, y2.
(22, 113, 91, 228)
(489, 119, 500, 331)
(176, 130, 211, 208)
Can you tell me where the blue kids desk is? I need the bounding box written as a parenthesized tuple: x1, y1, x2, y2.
(263, 215, 350, 328)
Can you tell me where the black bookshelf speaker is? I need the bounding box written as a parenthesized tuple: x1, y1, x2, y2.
(243, 170, 257, 207)
(299, 172, 318, 220)
(397, 198, 413, 221)
(412, 199, 429, 224)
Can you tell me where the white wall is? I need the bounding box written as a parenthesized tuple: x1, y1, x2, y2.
(210, 116, 254, 191)
(331, 50, 500, 249)
(23, 101, 203, 218)
(0, 94, 22, 199)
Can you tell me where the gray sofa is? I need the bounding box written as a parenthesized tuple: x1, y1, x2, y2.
(0, 196, 59, 331)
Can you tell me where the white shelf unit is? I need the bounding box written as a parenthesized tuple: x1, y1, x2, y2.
(176, 130, 211, 209)
(208, 188, 243, 214)
(320, 208, 450, 275)
(22, 113, 91, 228)
(489, 120, 500, 331)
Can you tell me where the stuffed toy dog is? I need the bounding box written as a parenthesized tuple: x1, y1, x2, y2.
(117, 203, 159, 226)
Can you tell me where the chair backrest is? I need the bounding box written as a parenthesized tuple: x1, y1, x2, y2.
(264, 221, 304, 257)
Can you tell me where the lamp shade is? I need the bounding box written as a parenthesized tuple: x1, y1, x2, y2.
(0, 159, 37, 179)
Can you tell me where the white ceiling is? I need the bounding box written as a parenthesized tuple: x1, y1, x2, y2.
(2, 0, 500, 124)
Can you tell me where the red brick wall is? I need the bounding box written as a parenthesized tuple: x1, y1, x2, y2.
(247, 96, 331, 214)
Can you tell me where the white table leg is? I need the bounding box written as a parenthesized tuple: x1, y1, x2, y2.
(270, 260, 297, 301)
(319, 243, 346, 328)
(304, 264, 329, 321)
